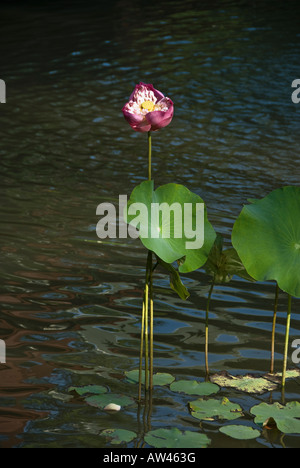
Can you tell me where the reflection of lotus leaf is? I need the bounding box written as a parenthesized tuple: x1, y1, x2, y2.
(232, 186, 300, 297)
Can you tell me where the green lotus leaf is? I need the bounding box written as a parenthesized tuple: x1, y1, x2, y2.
(144, 427, 211, 448)
(232, 186, 300, 297)
(125, 369, 175, 386)
(189, 397, 243, 421)
(219, 424, 261, 440)
(250, 401, 300, 434)
(156, 256, 190, 300)
(125, 180, 216, 273)
(204, 233, 255, 283)
(84, 393, 135, 409)
(101, 428, 137, 445)
(68, 385, 107, 396)
(170, 379, 219, 396)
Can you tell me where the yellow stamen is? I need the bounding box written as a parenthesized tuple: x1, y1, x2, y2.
(141, 100, 155, 112)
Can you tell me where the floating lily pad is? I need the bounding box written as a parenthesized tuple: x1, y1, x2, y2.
(170, 380, 219, 396)
(267, 369, 300, 382)
(49, 390, 74, 402)
(250, 401, 300, 434)
(219, 425, 261, 440)
(232, 186, 300, 297)
(85, 393, 135, 409)
(101, 428, 137, 445)
(126, 180, 216, 273)
(189, 397, 243, 421)
(144, 427, 210, 448)
(68, 385, 107, 396)
(209, 372, 278, 394)
(125, 369, 175, 386)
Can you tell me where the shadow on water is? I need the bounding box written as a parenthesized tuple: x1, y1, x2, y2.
(0, 0, 300, 447)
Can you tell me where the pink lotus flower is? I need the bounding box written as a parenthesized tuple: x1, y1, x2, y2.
(122, 82, 174, 132)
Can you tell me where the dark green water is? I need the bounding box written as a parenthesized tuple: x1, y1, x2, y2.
(0, 0, 299, 448)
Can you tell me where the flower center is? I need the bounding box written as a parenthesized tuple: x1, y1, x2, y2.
(141, 100, 155, 112)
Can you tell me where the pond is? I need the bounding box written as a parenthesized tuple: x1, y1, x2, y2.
(0, 0, 299, 449)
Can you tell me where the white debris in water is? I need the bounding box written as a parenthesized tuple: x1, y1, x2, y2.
(104, 403, 121, 411)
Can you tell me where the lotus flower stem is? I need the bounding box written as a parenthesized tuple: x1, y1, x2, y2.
(138, 131, 154, 399)
(138, 257, 149, 400)
(270, 283, 279, 374)
(205, 277, 215, 378)
(144, 268, 149, 391)
(138, 298, 145, 401)
(123, 83, 173, 401)
(147, 131, 154, 392)
(148, 132, 152, 181)
(282, 294, 292, 390)
(149, 252, 154, 390)
(138, 250, 153, 399)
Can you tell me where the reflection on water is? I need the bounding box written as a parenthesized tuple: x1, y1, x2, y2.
(0, 0, 300, 448)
